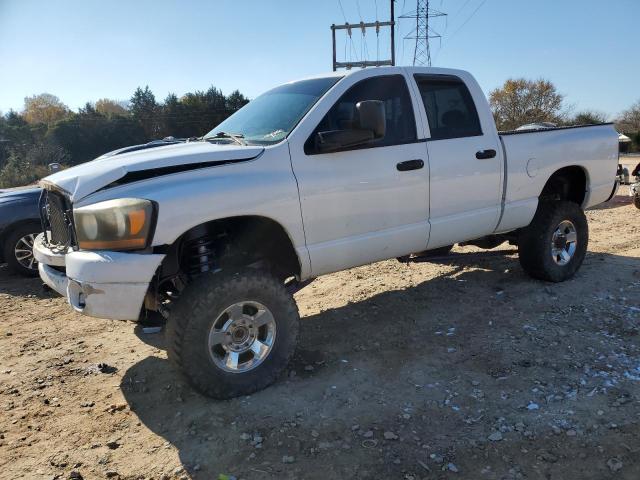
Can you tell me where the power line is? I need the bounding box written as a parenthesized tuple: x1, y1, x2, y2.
(330, 0, 396, 70)
(433, 0, 487, 63)
(337, 0, 348, 22)
(336, 0, 360, 63)
(454, 0, 474, 18)
(448, 0, 487, 40)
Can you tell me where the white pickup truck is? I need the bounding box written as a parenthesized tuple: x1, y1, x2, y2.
(34, 67, 618, 399)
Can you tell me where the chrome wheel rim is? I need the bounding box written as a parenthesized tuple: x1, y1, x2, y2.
(208, 301, 276, 373)
(14, 233, 38, 270)
(551, 220, 577, 266)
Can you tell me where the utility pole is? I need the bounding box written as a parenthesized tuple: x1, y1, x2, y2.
(400, 0, 446, 66)
(331, 0, 396, 71)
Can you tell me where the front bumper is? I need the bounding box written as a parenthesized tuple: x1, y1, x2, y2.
(34, 234, 165, 321)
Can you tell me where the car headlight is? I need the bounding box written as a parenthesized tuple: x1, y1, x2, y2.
(73, 198, 156, 251)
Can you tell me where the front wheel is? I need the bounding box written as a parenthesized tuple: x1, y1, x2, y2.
(166, 270, 299, 399)
(518, 201, 588, 282)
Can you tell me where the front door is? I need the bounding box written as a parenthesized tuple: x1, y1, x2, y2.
(288, 73, 430, 276)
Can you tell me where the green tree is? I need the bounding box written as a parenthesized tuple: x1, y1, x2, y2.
(160, 93, 182, 138)
(0, 151, 34, 187)
(0, 84, 252, 187)
(226, 90, 249, 112)
(130, 86, 159, 139)
(0, 110, 40, 170)
(572, 110, 608, 125)
(0, 141, 69, 187)
(489, 78, 566, 131)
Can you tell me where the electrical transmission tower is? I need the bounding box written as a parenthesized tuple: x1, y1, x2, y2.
(401, 0, 446, 66)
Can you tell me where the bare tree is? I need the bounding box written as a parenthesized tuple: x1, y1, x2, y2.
(616, 100, 640, 134)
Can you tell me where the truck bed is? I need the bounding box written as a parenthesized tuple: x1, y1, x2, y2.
(495, 123, 619, 233)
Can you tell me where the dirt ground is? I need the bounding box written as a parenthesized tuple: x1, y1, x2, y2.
(1, 192, 639, 480)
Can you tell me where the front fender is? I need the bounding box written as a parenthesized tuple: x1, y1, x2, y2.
(73, 144, 311, 278)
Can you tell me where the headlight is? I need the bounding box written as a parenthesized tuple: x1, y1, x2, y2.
(73, 198, 156, 251)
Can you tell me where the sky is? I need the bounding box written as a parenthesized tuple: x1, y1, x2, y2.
(0, 0, 638, 119)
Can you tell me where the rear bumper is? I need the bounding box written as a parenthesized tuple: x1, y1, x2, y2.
(34, 234, 165, 321)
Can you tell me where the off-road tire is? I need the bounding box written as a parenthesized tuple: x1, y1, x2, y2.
(166, 270, 299, 399)
(3, 223, 41, 277)
(518, 200, 588, 282)
(634, 194, 640, 210)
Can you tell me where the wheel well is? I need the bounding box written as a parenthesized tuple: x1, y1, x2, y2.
(539, 166, 587, 205)
(0, 219, 41, 248)
(156, 216, 301, 283)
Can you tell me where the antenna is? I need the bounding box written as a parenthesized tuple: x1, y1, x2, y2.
(400, 0, 446, 66)
(331, 0, 396, 71)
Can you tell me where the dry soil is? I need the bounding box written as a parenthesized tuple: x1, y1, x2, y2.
(1, 192, 639, 480)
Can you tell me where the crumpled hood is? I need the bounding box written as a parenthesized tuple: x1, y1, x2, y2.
(40, 142, 264, 202)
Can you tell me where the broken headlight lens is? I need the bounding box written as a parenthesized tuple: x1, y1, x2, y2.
(74, 198, 156, 251)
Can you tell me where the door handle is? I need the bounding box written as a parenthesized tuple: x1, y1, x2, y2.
(476, 149, 497, 160)
(397, 159, 424, 171)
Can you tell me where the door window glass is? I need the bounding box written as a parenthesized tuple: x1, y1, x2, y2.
(414, 75, 482, 140)
(305, 75, 416, 154)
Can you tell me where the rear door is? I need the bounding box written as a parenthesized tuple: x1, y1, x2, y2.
(288, 72, 430, 276)
(412, 73, 503, 248)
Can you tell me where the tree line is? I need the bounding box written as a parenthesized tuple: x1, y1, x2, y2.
(0, 86, 248, 188)
(489, 79, 640, 148)
(1, 78, 639, 189)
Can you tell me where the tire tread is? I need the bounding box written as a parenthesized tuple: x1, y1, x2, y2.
(165, 270, 299, 399)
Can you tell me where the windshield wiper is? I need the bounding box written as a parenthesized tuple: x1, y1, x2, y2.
(205, 132, 247, 146)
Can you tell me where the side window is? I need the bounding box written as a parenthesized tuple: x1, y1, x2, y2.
(305, 75, 416, 154)
(414, 75, 482, 140)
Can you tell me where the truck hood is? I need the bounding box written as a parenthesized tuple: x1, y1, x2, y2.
(40, 141, 264, 202)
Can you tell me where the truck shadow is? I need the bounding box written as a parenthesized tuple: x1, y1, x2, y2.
(0, 264, 54, 299)
(120, 250, 640, 479)
(589, 193, 633, 210)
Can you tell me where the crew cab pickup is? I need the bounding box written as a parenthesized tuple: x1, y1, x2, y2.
(34, 67, 619, 399)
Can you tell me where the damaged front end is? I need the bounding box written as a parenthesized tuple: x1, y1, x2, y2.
(34, 184, 165, 321)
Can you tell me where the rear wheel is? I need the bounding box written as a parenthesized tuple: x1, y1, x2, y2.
(518, 201, 588, 282)
(634, 193, 640, 210)
(3, 223, 41, 277)
(166, 270, 299, 399)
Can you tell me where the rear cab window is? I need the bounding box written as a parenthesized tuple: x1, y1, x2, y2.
(414, 75, 482, 140)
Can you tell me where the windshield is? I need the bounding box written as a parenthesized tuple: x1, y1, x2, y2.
(205, 76, 342, 145)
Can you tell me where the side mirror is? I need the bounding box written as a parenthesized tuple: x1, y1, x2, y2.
(314, 100, 386, 154)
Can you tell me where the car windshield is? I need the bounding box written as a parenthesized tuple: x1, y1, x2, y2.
(204, 76, 342, 145)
